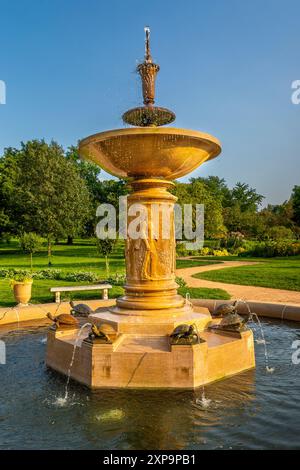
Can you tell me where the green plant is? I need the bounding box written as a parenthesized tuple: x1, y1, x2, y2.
(212, 249, 229, 257)
(0, 268, 102, 283)
(107, 273, 126, 286)
(9, 269, 33, 288)
(267, 225, 294, 241)
(239, 240, 300, 258)
(176, 242, 189, 257)
(175, 276, 187, 288)
(96, 238, 117, 277)
(199, 247, 211, 256)
(19, 232, 44, 269)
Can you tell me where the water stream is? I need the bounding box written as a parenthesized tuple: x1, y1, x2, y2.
(185, 293, 211, 408)
(56, 322, 92, 406)
(236, 299, 274, 373)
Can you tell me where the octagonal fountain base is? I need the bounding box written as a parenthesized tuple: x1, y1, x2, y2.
(46, 307, 255, 389)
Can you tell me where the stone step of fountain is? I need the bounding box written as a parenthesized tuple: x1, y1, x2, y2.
(201, 330, 242, 348)
(116, 334, 170, 354)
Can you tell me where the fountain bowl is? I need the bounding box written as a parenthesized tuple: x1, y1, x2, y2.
(79, 127, 221, 180)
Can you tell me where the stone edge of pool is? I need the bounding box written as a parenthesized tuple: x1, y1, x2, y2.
(0, 298, 300, 327)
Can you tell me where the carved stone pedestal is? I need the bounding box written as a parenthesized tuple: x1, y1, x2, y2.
(46, 315, 255, 389)
(46, 177, 255, 389)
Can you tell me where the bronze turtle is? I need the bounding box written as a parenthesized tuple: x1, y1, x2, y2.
(218, 312, 248, 332)
(69, 301, 93, 317)
(89, 324, 112, 344)
(47, 312, 79, 329)
(213, 301, 237, 318)
(170, 324, 201, 345)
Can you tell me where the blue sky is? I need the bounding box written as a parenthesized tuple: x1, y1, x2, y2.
(0, 0, 299, 205)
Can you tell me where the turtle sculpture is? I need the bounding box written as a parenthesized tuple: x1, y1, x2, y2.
(47, 312, 79, 329)
(170, 324, 202, 345)
(212, 301, 250, 332)
(69, 301, 93, 317)
(217, 311, 249, 332)
(88, 323, 118, 344)
(213, 301, 238, 318)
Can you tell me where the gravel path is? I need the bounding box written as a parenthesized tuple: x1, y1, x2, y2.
(176, 261, 300, 305)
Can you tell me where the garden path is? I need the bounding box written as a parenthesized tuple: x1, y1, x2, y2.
(176, 261, 300, 304)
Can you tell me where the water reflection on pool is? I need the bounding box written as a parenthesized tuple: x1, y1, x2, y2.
(0, 319, 299, 449)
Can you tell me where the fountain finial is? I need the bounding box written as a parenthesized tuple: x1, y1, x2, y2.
(122, 27, 175, 126)
(144, 26, 152, 63)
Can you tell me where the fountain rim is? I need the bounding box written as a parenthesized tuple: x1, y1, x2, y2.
(79, 127, 222, 161)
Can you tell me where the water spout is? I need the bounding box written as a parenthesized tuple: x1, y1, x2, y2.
(57, 322, 92, 405)
(236, 299, 274, 373)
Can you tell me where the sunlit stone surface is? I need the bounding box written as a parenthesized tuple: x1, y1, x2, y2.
(46, 28, 255, 389)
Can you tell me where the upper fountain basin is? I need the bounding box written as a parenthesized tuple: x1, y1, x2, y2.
(79, 127, 221, 180)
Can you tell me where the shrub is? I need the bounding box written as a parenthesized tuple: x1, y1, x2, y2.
(267, 226, 294, 241)
(175, 276, 187, 288)
(239, 240, 300, 258)
(176, 242, 189, 257)
(8, 269, 33, 287)
(199, 247, 211, 256)
(0, 268, 102, 283)
(19, 232, 44, 269)
(212, 249, 229, 257)
(107, 273, 126, 286)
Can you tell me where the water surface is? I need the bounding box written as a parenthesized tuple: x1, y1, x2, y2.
(0, 319, 299, 449)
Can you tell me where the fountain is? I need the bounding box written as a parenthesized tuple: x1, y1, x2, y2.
(46, 28, 255, 388)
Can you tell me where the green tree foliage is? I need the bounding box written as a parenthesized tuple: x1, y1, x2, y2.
(260, 201, 295, 229)
(266, 225, 294, 241)
(173, 179, 226, 239)
(19, 232, 44, 269)
(292, 185, 300, 227)
(66, 146, 128, 237)
(227, 182, 264, 212)
(190, 176, 230, 204)
(96, 238, 117, 277)
(0, 140, 92, 263)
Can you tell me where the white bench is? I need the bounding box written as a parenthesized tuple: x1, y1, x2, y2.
(50, 284, 112, 303)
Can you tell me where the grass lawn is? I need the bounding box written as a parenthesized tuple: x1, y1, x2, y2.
(0, 279, 230, 307)
(0, 279, 125, 307)
(0, 239, 125, 276)
(176, 259, 222, 269)
(193, 256, 300, 291)
(0, 239, 230, 306)
(178, 286, 230, 300)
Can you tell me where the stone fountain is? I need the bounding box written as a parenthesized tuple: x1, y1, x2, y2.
(46, 28, 255, 388)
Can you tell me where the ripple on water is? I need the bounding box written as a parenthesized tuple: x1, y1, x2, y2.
(0, 319, 300, 449)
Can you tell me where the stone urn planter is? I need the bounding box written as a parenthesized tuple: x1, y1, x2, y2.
(11, 279, 33, 305)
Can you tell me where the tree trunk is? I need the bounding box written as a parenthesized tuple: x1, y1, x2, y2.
(67, 236, 73, 245)
(105, 255, 110, 278)
(48, 240, 52, 266)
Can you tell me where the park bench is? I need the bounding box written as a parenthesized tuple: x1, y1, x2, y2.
(50, 284, 112, 303)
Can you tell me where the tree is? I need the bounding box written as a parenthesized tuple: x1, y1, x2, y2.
(190, 176, 231, 204)
(0, 147, 20, 237)
(226, 182, 264, 212)
(66, 146, 129, 238)
(292, 185, 300, 227)
(96, 238, 117, 277)
(172, 180, 226, 240)
(1, 140, 92, 264)
(267, 226, 294, 241)
(19, 232, 44, 269)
